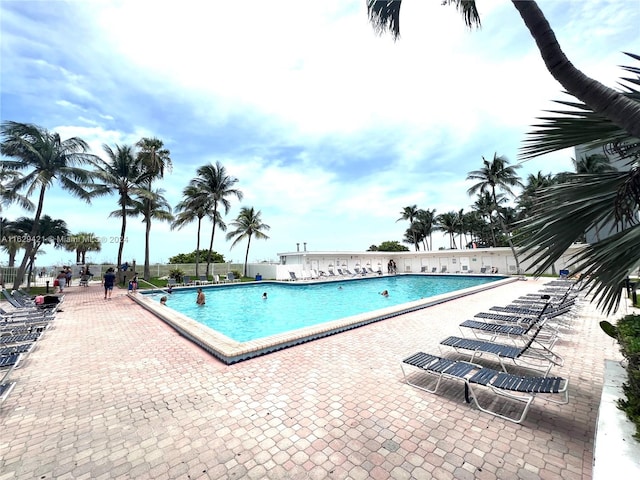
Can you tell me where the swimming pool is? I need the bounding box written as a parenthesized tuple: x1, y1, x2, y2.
(147, 276, 498, 342)
(132, 274, 514, 364)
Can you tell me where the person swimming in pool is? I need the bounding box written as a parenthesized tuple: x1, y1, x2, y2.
(262, 292, 267, 299)
(380, 290, 389, 297)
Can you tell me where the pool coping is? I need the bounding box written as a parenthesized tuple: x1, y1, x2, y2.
(128, 275, 518, 364)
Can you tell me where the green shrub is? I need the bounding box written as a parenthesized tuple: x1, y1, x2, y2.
(169, 268, 184, 283)
(615, 314, 640, 440)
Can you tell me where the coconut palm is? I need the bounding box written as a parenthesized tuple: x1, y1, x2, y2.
(136, 137, 172, 185)
(13, 215, 69, 287)
(397, 205, 419, 251)
(0, 121, 100, 289)
(436, 211, 459, 249)
(467, 153, 523, 272)
(171, 184, 212, 277)
(63, 232, 102, 264)
(192, 162, 244, 276)
(225, 207, 270, 278)
(94, 143, 146, 271)
(413, 208, 436, 251)
(0, 165, 33, 213)
(366, 1, 640, 139)
(0, 218, 23, 267)
(127, 188, 173, 281)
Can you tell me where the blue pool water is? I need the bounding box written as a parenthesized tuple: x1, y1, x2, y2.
(148, 275, 501, 342)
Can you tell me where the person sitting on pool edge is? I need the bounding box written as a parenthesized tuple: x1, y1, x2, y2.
(196, 288, 205, 305)
(380, 290, 389, 297)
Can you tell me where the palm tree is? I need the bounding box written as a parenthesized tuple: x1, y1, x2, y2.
(128, 188, 173, 281)
(63, 232, 102, 264)
(467, 153, 523, 272)
(13, 215, 69, 287)
(572, 154, 617, 174)
(413, 208, 436, 251)
(366, 1, 640, 138)
(0, 165, 33, 213)
(225, 207, 270, 278)
(0, 218, 23, 267)
(136, 137, 172, 185)
(0, 121, 100, 289)
(516, 54, 640, 313)
(171, 184, 212, 277)
(94, 143, 146, 271)
(397, 205, 419, 251)
(135, 138, 172, 280)
(436, 211, 459, 249)
(472, 192, 497, 247)
(192, 162, 244, 276)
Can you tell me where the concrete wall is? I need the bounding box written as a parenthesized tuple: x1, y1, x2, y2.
(277, 244, 587, 277)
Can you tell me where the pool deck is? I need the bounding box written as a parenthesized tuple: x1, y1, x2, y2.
(0, 277, 629, 479)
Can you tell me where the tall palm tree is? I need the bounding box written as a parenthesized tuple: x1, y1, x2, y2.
(135, 138, 172, 280)
(94, 143, 146, 272)
(366, 0, 640, 138)
(436, 211, 459, 249)
(136, 137, 172, 185)
(171, 184, 212, 277)
(128, 188, 173, 281)
(0, 121, 100, 289)
(225, 207, 270, 278)
(467, 153, 523, 272)
(192, 162, 243, 276)
(413, 208, 436, 251)
(397, 205, 419, 251)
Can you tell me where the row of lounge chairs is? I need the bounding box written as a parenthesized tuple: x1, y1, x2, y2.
(289, 267, 384, 281)
(166, 273, 240, 288)
(400, 280, 579, 423)
(419, 266, 499, 274)
(1, 289, 60, 408)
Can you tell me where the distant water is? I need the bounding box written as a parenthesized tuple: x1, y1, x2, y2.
(150, 275, 500, 342)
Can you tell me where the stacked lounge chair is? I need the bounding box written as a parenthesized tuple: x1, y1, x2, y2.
(399, 281, 578, 423)
(1, 288, 59, 409)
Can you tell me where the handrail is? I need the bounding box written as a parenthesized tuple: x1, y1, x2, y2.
(134, 278, 170, 296)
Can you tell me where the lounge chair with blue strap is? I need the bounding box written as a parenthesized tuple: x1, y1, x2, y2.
(400, 352, 569, 423)
(439, 323, 564, 376)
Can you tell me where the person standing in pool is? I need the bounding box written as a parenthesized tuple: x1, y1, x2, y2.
(262, 292, 268, 299)
(196, 288, 206, 305)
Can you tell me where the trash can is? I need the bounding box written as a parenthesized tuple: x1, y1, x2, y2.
(255, 274, 262, 281)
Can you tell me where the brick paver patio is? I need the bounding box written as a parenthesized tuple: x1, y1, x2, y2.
(0, 278, 624, 479)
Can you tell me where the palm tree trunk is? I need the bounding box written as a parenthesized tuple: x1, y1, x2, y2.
(116, 205, 127, 273)
(13, 186, 46, 289)
(144, 218, 151, 281)
(195, 218, 202, 277)
(512, 1, 640, 139)
(243, 235, 252, 278)
(205, 207, 218, 277)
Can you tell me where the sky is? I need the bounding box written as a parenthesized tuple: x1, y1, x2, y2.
(1, 0, 639, 268)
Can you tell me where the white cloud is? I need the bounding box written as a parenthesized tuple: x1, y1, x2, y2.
(1, 0, 638, 267)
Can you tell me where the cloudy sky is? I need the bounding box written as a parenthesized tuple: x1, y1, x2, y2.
(1, 0, 639, 267)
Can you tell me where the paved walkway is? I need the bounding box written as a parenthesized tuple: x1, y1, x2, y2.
(0, 278, 624, 479)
